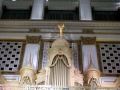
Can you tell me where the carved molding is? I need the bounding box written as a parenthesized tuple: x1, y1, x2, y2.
(36, 69, 46, 85)
(0, 21, 120, 36)
(0, 20, 120, 30)
(116, 76, 120, 87)
(81, 37, 96, 45)
(89, 78, 98, 87)
(70, 67, 83, 86)
(48, 47, 72, 67)
(20, 66, 36, 85)
(86, 68, 101, 86)
(0, 74, 7, 84)
(26, 36, 41, 44)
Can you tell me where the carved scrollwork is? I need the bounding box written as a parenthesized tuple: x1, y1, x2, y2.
(20, 66, 36, 85)
(86, 68, 101, 86)
(36, 69, 46, 85)
(89, 78, 98, 87)
(21, 76, 31, 85)
(74, 68, 83, 86)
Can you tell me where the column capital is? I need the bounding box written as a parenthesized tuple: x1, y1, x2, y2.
(81, 37, 96, 45)
(26, 36, 41, 44)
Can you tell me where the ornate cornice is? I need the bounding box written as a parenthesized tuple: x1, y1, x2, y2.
(0, 20, 120, 30)
(81, 37, 96, 45)
(26, 36, 41, 44)
(0, 21, 120, 36)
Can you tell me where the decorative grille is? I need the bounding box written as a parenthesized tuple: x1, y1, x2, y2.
(99, 43, 120, 74)
(0, 41, 24, 72)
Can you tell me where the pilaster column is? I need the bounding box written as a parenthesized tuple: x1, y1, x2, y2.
(20, 36, 41, 85)
(31, 0, 45, 20)
(22, 36, 41, 71)
(81, 37, 99, 72)
(79, 0, 92, 20)
(0, 0, 3, 18)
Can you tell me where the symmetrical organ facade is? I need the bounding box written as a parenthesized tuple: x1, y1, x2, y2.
(0, 22, 120, 90)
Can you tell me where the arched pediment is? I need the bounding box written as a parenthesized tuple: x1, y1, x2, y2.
(48, 47, 72, 67)
(52, 38, 70, 48)
(50, 54, 70, 68)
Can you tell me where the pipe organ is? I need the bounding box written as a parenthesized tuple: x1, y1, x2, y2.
(49, 55, 69, 86)
(0, 25, 120, 88)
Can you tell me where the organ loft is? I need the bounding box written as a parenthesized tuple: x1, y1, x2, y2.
(0, 0, 120, 90)
(0, 23, 120, 89)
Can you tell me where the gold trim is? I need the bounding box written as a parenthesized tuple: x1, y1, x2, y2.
(81, 37, 96, 45)
(58, 24, 64, 38)
(26, 36, 41, 44)
(0, 20, 120, 30)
